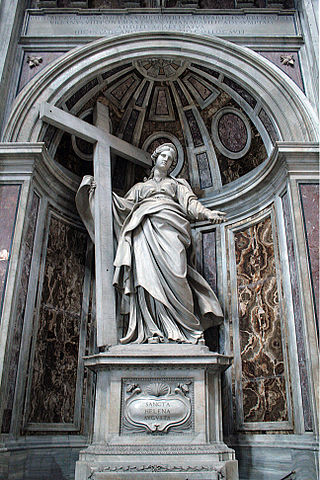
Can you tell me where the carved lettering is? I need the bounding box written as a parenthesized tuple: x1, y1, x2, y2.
(25, 12, 296, 37)
(121, 380, 193, 434)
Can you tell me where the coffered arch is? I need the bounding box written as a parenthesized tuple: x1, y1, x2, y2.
(2, 32, 318, 198)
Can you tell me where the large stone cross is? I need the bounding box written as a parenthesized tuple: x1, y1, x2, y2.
(40, 102, 151, 348)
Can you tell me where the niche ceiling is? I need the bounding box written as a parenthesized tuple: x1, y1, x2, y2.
(44, 57, 271, 195)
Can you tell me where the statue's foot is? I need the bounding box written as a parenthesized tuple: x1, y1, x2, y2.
(147, 335, 163, 344)
(197, 335, 206, 345)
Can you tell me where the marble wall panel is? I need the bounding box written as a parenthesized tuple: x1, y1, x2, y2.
(202, 231, 219, 351)
(299, 183, 319, 329)
(191, 64, 220, 79)
(1, 193, 39, 433)
(223, 77, 257, 109)
(136, 81, 149, 107)
(235, 217, 289, 423)
(282, 192, 312, 431)
(18, 52, 66, 93)
(196, 152, 212, 189)
(173, 81, 189, 107)
(202, 230, 217, 293)
(27, 215, 87, 425)
(201, 95, 266, 185)
(187, 75, 212, 100)
(65, 78, 99, 110)
(111, 76, 136, 102)
(0, 185, 21, 323)
(102, 63, 131, 80)
(258, 108, 279, 144)
(218, 112, 248, 153)
(257, 52, 304, 92)
(123, 109, 140, 143)
(155, 88, 169, 115)
(185, 109, 204, 147)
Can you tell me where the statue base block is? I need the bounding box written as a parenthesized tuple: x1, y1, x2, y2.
(75, 345, 238, 480)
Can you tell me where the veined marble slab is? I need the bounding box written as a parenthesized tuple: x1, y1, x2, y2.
(23, 11, 298, 38)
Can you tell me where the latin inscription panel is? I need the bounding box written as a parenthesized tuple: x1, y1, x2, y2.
(24, 12, 298, 38)
(120, 378, 194, 435)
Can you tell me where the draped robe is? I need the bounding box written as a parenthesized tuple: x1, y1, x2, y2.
(76, 175, 223, 344)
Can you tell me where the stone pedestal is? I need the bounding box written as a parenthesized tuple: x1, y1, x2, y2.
(75, 345, 238, 480)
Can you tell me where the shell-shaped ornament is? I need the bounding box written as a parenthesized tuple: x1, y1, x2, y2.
(145, 382, 170, 397)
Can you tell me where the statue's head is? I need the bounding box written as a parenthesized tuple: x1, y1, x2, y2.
(151, 143, 177, 167)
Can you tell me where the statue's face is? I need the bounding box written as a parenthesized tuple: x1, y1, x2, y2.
(155, 148, 174, 172)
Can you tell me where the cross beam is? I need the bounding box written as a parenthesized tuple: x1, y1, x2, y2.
(40, 102, 151, 166)
(40, 101, 151, 348)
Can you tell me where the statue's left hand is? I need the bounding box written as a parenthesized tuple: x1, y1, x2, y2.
(207, 210, 226, 224)
(89, 179, 97, 195)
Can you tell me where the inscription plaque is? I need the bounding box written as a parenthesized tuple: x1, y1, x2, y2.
(24, 12, 298, 38)
(121, 379, 193, 434)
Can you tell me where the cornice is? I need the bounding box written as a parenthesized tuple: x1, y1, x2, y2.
(0, 142, 79, 207)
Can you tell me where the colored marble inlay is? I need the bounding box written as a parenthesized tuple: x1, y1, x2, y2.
(196, 152, 212, 189)
(0, 185, 21, 323)
(173, 81, 189, 107)
(28, 215, 87, 424)
(202, 230, 217, 293)
(282, 192, 312, 431)
(190, 64, 220, 79)
(111, 76, 135, 101)
(185, 109, 204, 147)
(155, 89, 169, 115)
(235, 217, 288, 423)
(136, 81, 149, 107)
(1, 193, 39, 433)
(101, 63, 131, 80)
(188, 76, 212, 100)
(202, 230, 219, 352)
(258, 108, 278, 144)
(223, 77, 257, 109)
(123, 109, 140, 143)
(218, 113, 248, 153)
(299, 184, 319, 328)
(65, 78, 99, 110)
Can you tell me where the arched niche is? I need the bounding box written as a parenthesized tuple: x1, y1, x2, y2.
(0, 32, 318, 460)
(3, 32, 318, 146)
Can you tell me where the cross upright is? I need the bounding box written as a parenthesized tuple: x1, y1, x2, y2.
(39, 101, 152, 349)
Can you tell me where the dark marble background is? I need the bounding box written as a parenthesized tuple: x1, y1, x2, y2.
(27, 215, 88, 425)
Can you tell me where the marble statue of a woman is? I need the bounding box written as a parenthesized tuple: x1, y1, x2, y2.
(76, 143, 226, 345)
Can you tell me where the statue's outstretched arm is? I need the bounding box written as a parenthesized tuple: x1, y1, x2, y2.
(176, 179, 226, 224)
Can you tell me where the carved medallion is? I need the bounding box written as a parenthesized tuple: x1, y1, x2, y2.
(121, 379, 193, 434)
(134, 58, 187, 80)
